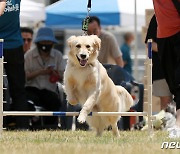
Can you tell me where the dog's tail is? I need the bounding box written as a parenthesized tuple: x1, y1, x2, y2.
(116, 85, 134, 112)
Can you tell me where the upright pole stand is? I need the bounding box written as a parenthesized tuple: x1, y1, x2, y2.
(147, 39, 153, 137)
(0, 39, 4, 136)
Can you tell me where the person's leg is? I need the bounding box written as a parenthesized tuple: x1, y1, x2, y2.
(157, 39, 175, 95)
(26, 86, 41, 107)
(173, 32, 180, 127)
(59, 93, 68, 130)
(152, 79, 173, 110)
(39, 89, 61, 127)
(66, 104, 77, 130)
(25, 87, 42, 128)
(40, 89, 61, 111)
(160, 96, 173, 110)
(4, 46, 29, 129)
(176, 110, 180, 127)
(158, 32, 180, 137)
(159, 80, 173, 110)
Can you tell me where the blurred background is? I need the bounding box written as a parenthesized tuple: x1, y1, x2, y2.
(20, 0, 154, 83)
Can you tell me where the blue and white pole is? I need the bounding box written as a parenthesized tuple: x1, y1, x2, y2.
(147, 39, 153, 136)
(0, 39, 3, 136)
(2, 111, 148, 116)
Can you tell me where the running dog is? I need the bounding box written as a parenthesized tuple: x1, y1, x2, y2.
(63, 35, 133, 136)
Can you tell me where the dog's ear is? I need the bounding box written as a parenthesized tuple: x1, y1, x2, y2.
(90, 35, 101, 51)
(67, 36, 76, 48)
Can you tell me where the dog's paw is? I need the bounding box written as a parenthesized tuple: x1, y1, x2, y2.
(68, 100, 78, 105)
(67, 97, 78, 105)
(77, 114, 86, 123)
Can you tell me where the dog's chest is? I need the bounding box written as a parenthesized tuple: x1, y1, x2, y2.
(74, 69, 96, 90)
(67, 66, 97, 92)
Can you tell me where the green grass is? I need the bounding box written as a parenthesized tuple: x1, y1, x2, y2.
(0, 130, 179, 154)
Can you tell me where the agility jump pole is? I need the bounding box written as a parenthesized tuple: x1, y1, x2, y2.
(3, 111, 148, 117)
(0, 39, 153, 136)
(0, 39, 4, 136)
(147, 39, 153, 136)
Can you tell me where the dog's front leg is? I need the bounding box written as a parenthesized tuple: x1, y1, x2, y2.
(64, 79, 78, 105)
(77, 91, 97, 123)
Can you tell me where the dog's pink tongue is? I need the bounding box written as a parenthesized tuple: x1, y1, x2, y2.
(80, 60, 87, 66)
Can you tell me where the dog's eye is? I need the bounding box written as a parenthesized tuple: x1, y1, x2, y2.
(86, 45, 90, 48)
(76, 44, 81, 48)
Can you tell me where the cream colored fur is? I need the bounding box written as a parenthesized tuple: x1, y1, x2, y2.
(64, 35, 133, 137)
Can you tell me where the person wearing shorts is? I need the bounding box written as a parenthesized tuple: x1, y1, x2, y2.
(153, 0, 180, 138)
(145, 15, 172, 110)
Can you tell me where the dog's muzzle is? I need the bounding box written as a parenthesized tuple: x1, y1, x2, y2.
(76, 54, 88, 67)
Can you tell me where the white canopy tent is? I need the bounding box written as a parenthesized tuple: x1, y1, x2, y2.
(20, 0, 46, 26)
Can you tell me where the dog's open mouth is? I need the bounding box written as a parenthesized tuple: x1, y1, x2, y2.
(76, 55, 88, 67)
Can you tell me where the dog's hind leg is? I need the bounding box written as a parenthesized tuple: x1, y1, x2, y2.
(111, 123, 120, 137)
(96, 126, 104, 137)
(95, 118, 105, 137)
(108, 117, 120, 137)
(87, 116, 105, 137)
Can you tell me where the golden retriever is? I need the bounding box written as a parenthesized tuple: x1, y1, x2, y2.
(63, 35, 133, 137)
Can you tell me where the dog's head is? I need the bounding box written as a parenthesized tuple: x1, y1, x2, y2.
(67, 35, 101, 67)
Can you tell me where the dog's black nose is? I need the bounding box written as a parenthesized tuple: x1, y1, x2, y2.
(80, 54, 87, 59)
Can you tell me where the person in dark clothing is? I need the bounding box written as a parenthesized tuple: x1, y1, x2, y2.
(145, 15, 172, 110)
(0, 0, 29, 129)
(24, 27, 65, 129)
(153, 0, 180, 138)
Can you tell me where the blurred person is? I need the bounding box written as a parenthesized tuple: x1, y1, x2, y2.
(0, 0, 29, 129)
(21, 27, 33, 53)
(145, 15, 172, 110)
(0, 0, 6, 16)
(120, 32, 134, 75)
(87, 16, 124, 67)
(24, 27, 65, 128)
(153, 0, 180, 138)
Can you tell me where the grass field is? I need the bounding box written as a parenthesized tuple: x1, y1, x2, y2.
(0, 130, 179, 154)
